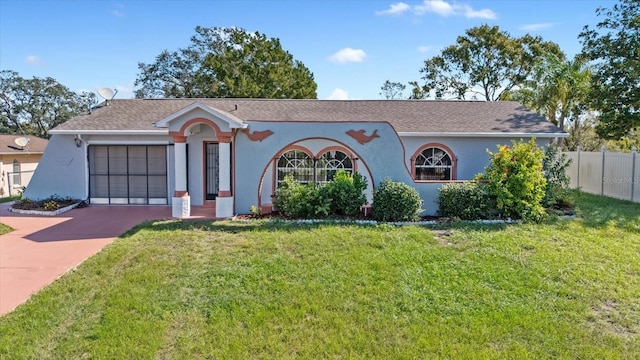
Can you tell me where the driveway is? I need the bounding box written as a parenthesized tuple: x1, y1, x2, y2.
(0, 203, 212, 315)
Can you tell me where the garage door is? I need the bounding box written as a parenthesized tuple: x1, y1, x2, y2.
(89, 145, 168, 204)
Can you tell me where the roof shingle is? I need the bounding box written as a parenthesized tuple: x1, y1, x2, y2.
(52, 98, 564, 135)
(0, 135, 48, 154)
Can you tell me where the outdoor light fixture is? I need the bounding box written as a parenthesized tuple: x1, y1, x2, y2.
(74, 135, 83, 148)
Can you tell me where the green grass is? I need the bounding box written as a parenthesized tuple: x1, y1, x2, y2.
(0, 223, 12, 236)
(0, 192, 638, 358)
(0, 195, 20, 203)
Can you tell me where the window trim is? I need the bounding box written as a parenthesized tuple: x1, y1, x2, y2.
(411, 143, 457, 182)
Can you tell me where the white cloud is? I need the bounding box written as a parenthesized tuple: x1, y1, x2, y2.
(328, 48, 367, 64)
(415, 0, 455, 16)
(376, 2, 411, 15)
(417, 45, 433, 53)
(389, 0, 497, 19)
(519, 22, 555, 31)
(24, 55, 45, 66)
(461, 5, 496, 19)
(326, 88, 349, 100)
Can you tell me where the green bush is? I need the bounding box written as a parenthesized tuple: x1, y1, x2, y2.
(476, 139, 547, 222)
(438, 182, 495, 220)
(325, 170, 367, 216)
(542, 145, 573, 208)
(273, 176, 330, 219)
(372, 179, 422, 222)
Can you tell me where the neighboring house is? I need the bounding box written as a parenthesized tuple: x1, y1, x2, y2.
(24, 99, 566, 217)
(0, 135, 49, 197)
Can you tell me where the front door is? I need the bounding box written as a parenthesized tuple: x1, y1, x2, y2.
(205, 143, 219, 200)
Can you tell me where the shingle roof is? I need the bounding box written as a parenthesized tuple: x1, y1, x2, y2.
(52, 98, 564, 135)
(0, 135, 48, 154)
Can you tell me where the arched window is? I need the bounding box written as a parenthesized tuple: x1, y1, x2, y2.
(316, 149, 353, 184)
(277, 149, 314, 186)
(414, 146, 455, 181)
(12, 159, 21, 185)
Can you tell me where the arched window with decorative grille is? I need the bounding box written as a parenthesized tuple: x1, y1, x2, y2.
(316, 149, 354, 184)
(276, 149, 314, 186)
(413, 145, 456, 181)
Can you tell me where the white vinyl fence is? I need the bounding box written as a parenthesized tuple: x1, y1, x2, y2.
(564, 146, 639, 203)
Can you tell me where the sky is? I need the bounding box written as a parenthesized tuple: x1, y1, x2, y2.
(0, 0, 612, 101)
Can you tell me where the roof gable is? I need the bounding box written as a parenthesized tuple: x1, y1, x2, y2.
(153, 102, 246, 129)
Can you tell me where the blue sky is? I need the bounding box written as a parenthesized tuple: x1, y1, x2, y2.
(0, 0, 610, 100)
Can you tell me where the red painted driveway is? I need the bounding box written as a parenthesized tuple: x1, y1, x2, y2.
(0, 203, 213, 315)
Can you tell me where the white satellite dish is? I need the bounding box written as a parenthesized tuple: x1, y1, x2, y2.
(97, 88, 117, 105)
(14, 137, 29, 148)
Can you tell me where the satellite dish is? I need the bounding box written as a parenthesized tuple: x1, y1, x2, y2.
(97, 88, 117, 105)
(14, 137, 29, 148)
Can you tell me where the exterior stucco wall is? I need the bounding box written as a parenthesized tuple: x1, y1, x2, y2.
(0, 153, 43, 197)
(401, 136, 552, 181)
(23, 133, 170, 201)
(22, 134, 87, 200)
(234, 123, 557, 216)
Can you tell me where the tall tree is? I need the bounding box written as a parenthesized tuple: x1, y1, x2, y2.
(0, 70, 96, 138)
(379, 80, 406, 99)
(135, 26, 317, 99)
(412, 25, 563, 101)
(579, 0, 640, 139)
(508, 54, 592, 131)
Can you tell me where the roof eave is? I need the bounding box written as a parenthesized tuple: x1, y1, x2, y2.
(49, 129, 169, 135)
(398, 131, 569, 138)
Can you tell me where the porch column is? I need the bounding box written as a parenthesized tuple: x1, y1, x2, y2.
(172, 135, 190, 218)
(216, 139, 233, 218)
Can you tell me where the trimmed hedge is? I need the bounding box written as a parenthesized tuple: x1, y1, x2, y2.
(438, 182, 495, 220)
(372, 179, 422, 222)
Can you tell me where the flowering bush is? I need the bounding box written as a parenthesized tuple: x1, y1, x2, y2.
(476, 139, 547, 221)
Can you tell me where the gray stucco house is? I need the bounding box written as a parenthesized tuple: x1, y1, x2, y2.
(24, 99, 566, 217)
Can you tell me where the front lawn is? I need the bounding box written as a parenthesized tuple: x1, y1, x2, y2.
(0, 192, 638, 358)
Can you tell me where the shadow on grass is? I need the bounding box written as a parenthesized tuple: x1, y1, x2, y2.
(573, 191, 640, 232)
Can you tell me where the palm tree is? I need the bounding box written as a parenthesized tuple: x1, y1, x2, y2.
(511, 54, 591, 132)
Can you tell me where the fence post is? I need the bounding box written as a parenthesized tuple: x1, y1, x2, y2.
(601, 145, 606, 196)
(576, 145, 581, 189)
(632, 146, 637, 202)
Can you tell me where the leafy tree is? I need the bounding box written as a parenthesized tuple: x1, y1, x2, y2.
(135, 26, 317, 99)
(0, 70, 96, 138)
(379, 80, 406, 99)
(508, 54, 591, 132)
(579, 0, 640, 139)
(412, 25, 563, 100)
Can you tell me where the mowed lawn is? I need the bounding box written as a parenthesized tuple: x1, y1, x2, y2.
(0, 192, 638, 359)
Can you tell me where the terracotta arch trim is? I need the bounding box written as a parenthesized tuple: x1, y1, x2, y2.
(411, 142, 457, 181)
(170, 117, 233, 143)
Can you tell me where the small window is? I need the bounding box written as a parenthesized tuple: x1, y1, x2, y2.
(316, 150, 353, 184)
(277, 150, 314, 186)
(12, 159, 21, 185)
(415, 147, 453, 181)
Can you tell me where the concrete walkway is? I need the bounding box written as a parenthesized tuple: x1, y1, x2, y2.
(0, 203, 213, 315)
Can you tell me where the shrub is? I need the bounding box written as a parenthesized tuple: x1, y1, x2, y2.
(273, 176, 330, 218)
(438, 182, 495, 220)
(542, 145, 573, 208)
(476, 139, 547, 222)
(325, 170, 367, 216)
(372, 179, 422, 222)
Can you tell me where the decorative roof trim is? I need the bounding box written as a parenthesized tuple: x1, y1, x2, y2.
(153, 101, 247, 129)
(397, 132, 569, 138)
